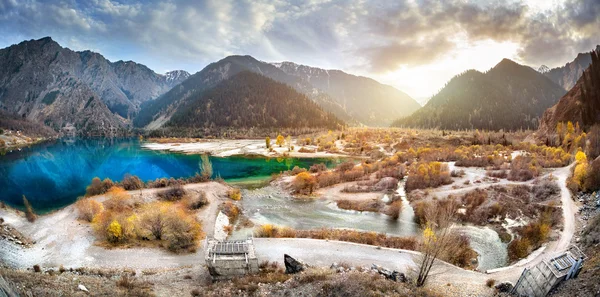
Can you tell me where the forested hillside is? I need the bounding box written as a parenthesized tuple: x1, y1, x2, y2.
(166, 71, 343, 132)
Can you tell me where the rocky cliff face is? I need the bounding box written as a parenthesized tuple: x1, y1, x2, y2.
(539, 50, 600, 133)
(544, 45, 600, 91)
(0, 37, 188, 135)
(273, 62, 420, 126)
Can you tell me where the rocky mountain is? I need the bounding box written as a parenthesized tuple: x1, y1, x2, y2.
(544, 46, 600, 91)
(167, 71, 343, 130)
(393, 59, 567, 131)
(164, 70, 190, 86)
(272, 62, 420, 126)
(539, 50, 600, 133)
(0, 37, 188, 135)
(135, 55, 351, 129)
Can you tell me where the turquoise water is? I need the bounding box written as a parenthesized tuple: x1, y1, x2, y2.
(0, 138, 341, 213)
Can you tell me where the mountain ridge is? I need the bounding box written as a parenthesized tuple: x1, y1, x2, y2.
(272, 61, 420, 126)
(392, 58, 567, 131)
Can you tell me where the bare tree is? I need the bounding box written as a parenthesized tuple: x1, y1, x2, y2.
(415, 200, 457, 287)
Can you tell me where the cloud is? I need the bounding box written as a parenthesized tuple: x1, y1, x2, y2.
(0, 0, 598, 77)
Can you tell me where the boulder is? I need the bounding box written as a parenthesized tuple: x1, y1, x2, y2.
(78, 284, 89, 293)
(284, 254, 304, 274)
(495, 282, 513, 293)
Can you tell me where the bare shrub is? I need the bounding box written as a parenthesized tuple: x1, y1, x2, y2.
(336, 199, 383, 213)
(121, 174, 144, 190)
(157, 184, 187, 201)
(290, 166, 307, 175)
(309, 163, 327, 173)
(76, 198, 104, 222)
(532, 179, 560, 201)
(185, 192, 209, 210)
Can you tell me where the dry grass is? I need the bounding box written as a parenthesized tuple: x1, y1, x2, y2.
(0, 267, 155, 296)
(254, 225, 418, 250)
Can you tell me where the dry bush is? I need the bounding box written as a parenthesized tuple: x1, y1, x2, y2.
(309, 163, 327, 173)
(76, 198, 104, 222)
(139, 203, 169, 240)
(102, 187, 132, 212)
(336, 199, 383, 213)
(316, 171, 340, 188)
(487, 170, 507, 179)
(405, 162, 452, 192)
(33, 265, 41, 273)
(254, 225, 418, 250)
(298, 147, 316, 153)
(157, 184, 187, 201)
(292, 172, 317, 195)
(121, 174, 144, 190)
(532, 179, 560, 201)
(85, 177, 114, 196)
(384, 200, 402, 220)
(450, 169, 465, 177)
(508, 156, 541, 181)
(227, 188, 242, 200)
(335, 161, 356, 172)
(290, 166, 307, 175)
(508, 237, 531, 261)
(164, 209, 203, 252)
(440, 233, 478, 268)
(220, 202, 240, 224)
(184, 192, 209, 210)
(486, 279, 496, 287)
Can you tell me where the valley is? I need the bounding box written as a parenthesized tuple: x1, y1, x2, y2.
(0, 13, 599, 296)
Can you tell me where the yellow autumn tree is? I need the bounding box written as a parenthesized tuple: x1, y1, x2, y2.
(276, 134, 285, 147)
(107, 219, 123, 243)
(265, 136, 271, 149)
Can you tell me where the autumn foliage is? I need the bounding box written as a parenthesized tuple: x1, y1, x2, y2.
(405, 162, 451, 192)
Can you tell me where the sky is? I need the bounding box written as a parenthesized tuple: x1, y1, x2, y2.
(0, 0, 599, 101)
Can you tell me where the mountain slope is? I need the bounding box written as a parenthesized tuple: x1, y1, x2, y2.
(544, 45, 600, 91)
(273, 62, 420, 126)
(539, 50, 600, 133)
(135, 55, 351, 129)
(0, 37, 188, 135)
(393, 59, 567, 131)
(166, 71, 343, 130)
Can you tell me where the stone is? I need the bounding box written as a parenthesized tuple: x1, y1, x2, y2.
(495, 282, 513, 293)
(78, 284, 89, 293)
(284, 254, 304, 274)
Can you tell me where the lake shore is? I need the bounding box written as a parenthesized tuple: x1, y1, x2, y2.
(142, 138, 351, 158)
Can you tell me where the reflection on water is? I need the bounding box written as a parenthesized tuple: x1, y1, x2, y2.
(236, 177, 508, 271)
(234, 185, 419, 238)
(0, 138, 341, 212)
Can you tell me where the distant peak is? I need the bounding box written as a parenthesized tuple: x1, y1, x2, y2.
(38, 36, 54, 42)
(538, 65, 550, 74)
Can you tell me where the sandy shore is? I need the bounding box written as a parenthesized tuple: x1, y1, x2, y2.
(142, 139, 349, 158)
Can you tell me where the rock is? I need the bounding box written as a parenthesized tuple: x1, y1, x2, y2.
(495, 282, 513, 293)
(284, 254, 304, 274)
(78, 284, 89, 293)
(330, 262, 338, 269)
